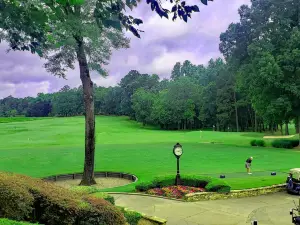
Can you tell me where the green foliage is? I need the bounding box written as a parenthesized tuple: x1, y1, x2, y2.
(250, 140, 257, 146)
(131, 88, 156, 125)
(135, 175, 231, 193)
(205, 180, 231, 193)
(220, 0, 300, 131)
(0, 172, 125, 225)
(271, 139, 299, 149)
(250, 140, 266, 147)
(118, 207, 142, 225)
(271, 140, 293, 149)
(70, 185, 99, 194)
(290, 140, 300, 148)
(91, 192, 115, 205)
(0, 219, 39, 225)
(0, 57, 258, 132)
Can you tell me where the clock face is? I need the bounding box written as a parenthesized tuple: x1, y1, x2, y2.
(174, 147, 183, 156)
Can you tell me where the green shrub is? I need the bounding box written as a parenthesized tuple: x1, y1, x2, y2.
(135, 175, 231, 193)
(255, 140, 266, 147)
(91, 192, 115, 205)
(250, 140, 266, 147)
(205, 179, 231, 193)
(135, 181, 156, 192)
(0, 173, 34, 220)
(0, 219, 39, 225)
(250, 140, 257, 146)
(70, 186, 99, 194)
(118, 207, 142, 225)
(271, 140, 293, 149)
(78, 197, 125, 225)
(0, 172, 126, 225)
(290, 140, 300, 147)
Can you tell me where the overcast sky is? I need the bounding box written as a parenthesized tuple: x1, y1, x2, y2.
(0, 0, 250, 99)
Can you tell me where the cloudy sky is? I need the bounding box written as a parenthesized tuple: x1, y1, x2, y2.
(0, 0, 250, 99)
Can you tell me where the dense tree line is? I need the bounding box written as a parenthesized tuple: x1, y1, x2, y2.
(220, 0, 300, 135)
(2, 0, 300, 135)
(0, 58, 259, 132)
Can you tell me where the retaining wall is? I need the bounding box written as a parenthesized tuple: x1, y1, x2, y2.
(185, 184, 286, 201)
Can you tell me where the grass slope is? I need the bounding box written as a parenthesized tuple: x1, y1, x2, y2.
(0, 116, 299, 192)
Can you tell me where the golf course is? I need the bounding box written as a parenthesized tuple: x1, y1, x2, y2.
(0, 116, 299, 192)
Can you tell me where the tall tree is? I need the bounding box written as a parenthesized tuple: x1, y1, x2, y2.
(132, 88, 156, 126)
(0, 0, 213, 185)
(171, 62, 182, 80)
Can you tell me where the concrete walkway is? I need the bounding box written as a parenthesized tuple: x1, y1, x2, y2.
(112, 192, 299, 225)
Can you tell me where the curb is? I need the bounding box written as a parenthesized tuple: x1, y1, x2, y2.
(108, 184, 286, 202)
(43, 171, 138, 189)
(123, 208, 167, 225)
(107, 192, 185, 202)
(185, 184, 286, 201)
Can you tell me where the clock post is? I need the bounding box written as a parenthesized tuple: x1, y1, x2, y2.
(173, 143, 183, 186)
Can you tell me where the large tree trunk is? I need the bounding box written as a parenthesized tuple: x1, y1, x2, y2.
(254, 112, 258, 132)
(234, 91, 239, 132)
(295, 117, 300, 134)
(76, 39, 96, 186)
(298, 115, 300, 147)
(285, 121, 289, 135)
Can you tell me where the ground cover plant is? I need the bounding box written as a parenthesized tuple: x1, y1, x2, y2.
(0, 116, 299, 192)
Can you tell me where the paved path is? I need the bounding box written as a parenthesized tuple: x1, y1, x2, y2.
(112, 192, 299, 225)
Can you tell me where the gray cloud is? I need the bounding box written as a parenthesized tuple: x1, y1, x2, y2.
(0, 0, 250, 99)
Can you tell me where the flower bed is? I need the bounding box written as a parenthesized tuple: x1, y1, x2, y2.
(146, 185, 205, 199)
(136, 175, 231, 195)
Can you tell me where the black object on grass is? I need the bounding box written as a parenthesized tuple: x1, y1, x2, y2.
(220, 175, 225, 178)
(271, 172, 276, 176)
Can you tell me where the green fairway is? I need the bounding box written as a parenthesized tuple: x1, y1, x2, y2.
(0, 116, 299, 192)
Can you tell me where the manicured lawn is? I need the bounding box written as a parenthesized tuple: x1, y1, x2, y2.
(0, 116, 299, 192)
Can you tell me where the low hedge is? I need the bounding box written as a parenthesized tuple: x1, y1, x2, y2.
(90, 192, 115, 205)
(0, 219, 39, 225)
(250, 139, 266, 147)
(118, 207, 142, 225)
(0, 172, 126, 225)
(135, 175, 231, 193)
(271, 139, 299, 149)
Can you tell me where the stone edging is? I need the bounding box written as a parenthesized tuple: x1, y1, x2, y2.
(109, 184, 286, 202)
(123, 208, 167, 225)
(184, 184, 286, 201)
(42, 171, 138, 188)
(107, 192, 185, 202)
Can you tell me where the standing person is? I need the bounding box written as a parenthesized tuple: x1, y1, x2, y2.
(245, 157, 253, 174)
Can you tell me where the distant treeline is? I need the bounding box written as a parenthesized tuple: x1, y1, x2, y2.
(1, 58, 297, 133)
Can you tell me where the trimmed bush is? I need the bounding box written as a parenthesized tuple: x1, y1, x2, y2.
(290, 140, 300, 147)
(118, 207, 142, 225)
(205, 179, 231, 193)
(255, 140, 266, 147)
(271, 140, 293, 149)
(70, 186, 99, 194)
(250, 139, 266, 147)
(0, 172, 126, 225)
(78, 197, 125, 225)
(250, 140, 257, 146)
(135, 181, 156, 192)
(91, 192, 115, 205)
(135, 175, 231, 193)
